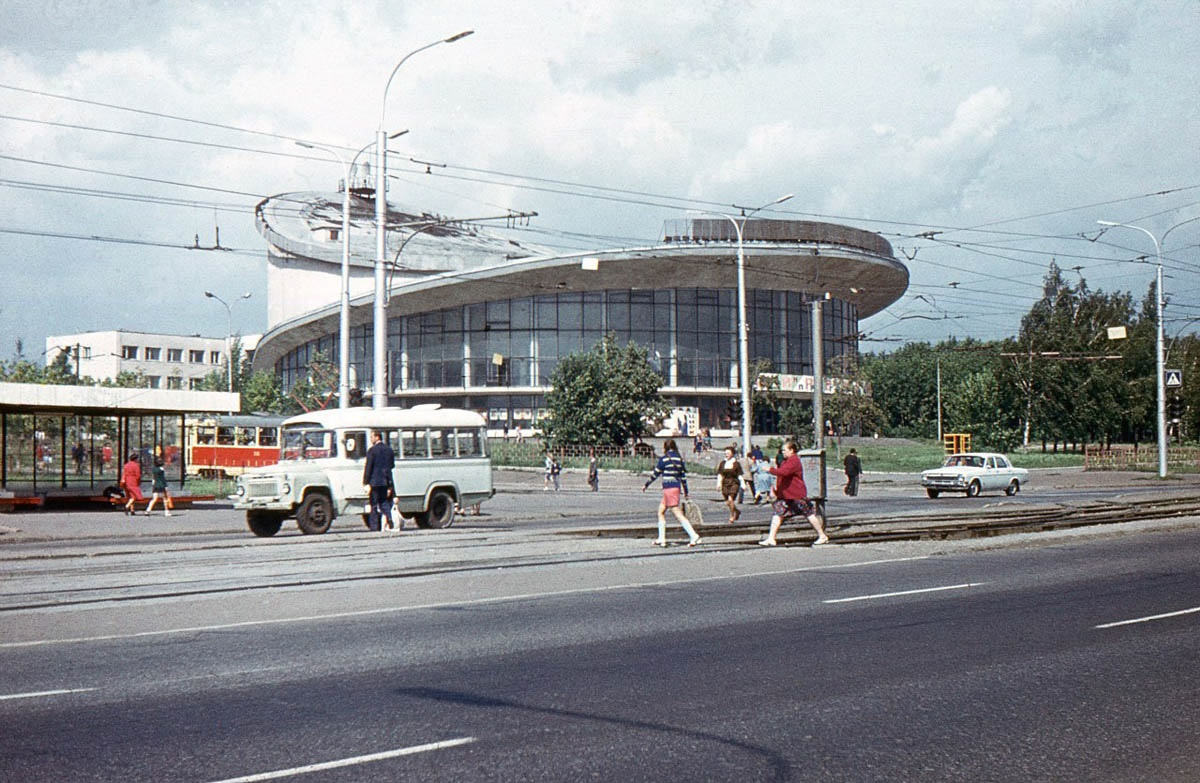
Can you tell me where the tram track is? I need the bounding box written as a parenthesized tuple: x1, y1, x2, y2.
(4, 496, 1199, 613)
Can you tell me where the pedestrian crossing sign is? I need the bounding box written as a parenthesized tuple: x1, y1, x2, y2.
(1165, 369, 1183, 388)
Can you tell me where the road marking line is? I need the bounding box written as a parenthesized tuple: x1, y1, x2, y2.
(0, 556, 929, 648)
(205, 737, 476, 783)
(0, 687, 97, 701)
(1095, 605, 1200, 629)
(823, 583, 985, 604)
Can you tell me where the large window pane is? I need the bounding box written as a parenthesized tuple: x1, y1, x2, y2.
(535, 296, 557, 329)
(558, 295, 583, 330)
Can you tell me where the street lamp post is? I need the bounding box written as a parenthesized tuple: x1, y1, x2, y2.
(1098, 216, 1200, 478)
(295, 138, 397, 408)
(1097, 220, 1166, 477)
(375, 30, 473, 409)
(204, 290, 251, 394)
(694, 194, 793, 456)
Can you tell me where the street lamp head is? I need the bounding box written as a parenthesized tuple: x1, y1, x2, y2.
(241, 292, 252, 300)
(445, 30, 474, 43)
(773, 194, 794, 206)
(204, 291, 215, 299)
(389, 129, 410, 139)
(295, 141, 315, 150)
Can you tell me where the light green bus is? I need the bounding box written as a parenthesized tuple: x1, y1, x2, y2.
(233, 404, 493, 537)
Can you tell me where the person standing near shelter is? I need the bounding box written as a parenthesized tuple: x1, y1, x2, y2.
(759, 439, 829, 547)
(642, 439, 701, 547)
(120, 453, 144, 515)
(843, 448, 862, 497)
(145, 457, 172, 516)
(362, 430, 395, 532)
(717, 445, 744, 523)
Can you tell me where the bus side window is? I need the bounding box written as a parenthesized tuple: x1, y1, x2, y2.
(343, 430, 367, 460)
(430, 429, 452, 458)
(400, 429, 426, 459)
(455, 428, 482, 456)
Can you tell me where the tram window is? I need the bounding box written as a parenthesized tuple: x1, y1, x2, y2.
(260, 428, 278, 447)
(217, 426, 236, 445)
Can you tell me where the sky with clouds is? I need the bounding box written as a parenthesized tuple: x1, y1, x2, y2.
(2, 0, 1198, 361)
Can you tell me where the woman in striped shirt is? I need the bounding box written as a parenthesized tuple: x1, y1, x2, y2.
(642, 439, 701, 547)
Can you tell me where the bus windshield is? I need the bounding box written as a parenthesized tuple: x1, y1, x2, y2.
(280, 426, 335, 461)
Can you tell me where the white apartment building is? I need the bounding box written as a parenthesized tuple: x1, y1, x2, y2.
(44, 330, 259, 390)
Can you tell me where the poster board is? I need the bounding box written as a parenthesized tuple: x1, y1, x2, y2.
(797, 449, 826, 501)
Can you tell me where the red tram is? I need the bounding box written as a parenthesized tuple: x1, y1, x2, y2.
(185, 415, 285, 478)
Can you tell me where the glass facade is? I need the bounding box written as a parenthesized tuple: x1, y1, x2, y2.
(276, 287, 858, 428)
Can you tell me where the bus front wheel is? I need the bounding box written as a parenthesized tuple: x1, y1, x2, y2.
(247, 511, 284, 537)
(296, 494, 333, 534)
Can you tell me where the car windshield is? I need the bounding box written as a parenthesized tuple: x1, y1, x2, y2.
(280, 426, 335, 461)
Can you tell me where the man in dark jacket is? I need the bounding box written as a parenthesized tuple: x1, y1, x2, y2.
(843, 449, 862, 496)
(362, 430, 395, 532)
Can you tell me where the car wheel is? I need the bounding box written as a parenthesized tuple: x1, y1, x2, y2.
(926, 488, 940, 499)
(296, 494, 333, 534)
(247, 511, 283, 537)
(966, 480, 982, 498)
(415, 490, 456, 529)
(1005, 480, 1020, 496)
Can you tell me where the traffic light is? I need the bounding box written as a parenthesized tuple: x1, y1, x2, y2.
(1169, 396, 1184, 421)
(727, 397, 743, 423)
(349, 387, 364, 407)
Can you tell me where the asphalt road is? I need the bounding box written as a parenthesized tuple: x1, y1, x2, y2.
(3, 508, 1200, 781)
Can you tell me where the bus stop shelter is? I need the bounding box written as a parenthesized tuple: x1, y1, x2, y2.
(0, 381, 239, 502)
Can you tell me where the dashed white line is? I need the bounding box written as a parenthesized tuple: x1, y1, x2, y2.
(823, 583, 985, 604)
(0, 687, 97, 701)
(204, 737, 476, 782)
(1095, 605, 1200, 629)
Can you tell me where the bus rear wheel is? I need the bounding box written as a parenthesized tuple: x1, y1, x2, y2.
(247, 511, 284, 537)
(415, 490, 456, 529)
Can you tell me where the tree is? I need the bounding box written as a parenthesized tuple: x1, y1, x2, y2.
(241, 371, 288, 414)
(542, 334, 670, 446)
(823, 353, 884, 438)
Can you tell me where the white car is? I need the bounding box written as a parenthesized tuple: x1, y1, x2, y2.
(921, 452, 1028, 499)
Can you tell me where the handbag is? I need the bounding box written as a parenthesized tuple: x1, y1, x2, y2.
(682, 498, 704, 527)
(386, 504, 405, 532)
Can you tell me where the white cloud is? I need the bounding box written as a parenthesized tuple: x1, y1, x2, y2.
(0, 0, 1198, 352)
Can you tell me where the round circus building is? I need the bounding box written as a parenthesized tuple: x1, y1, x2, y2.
(251, 190, 909, 433)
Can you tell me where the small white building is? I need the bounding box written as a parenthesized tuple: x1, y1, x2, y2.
(44, 330, 260, 390)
